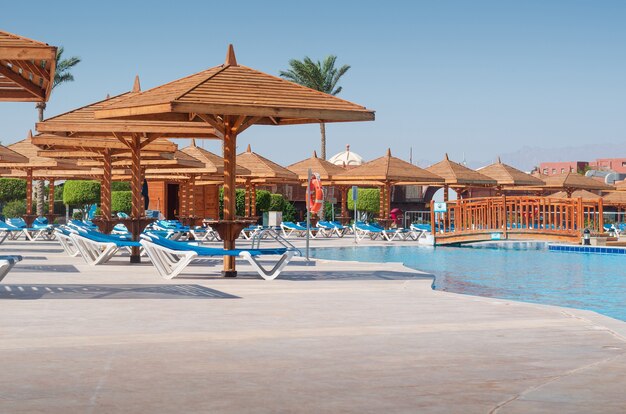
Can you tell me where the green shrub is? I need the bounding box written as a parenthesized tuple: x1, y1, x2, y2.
(94, 207, 102, 216)
(111, 181, 131, 191)
(63, 180, 100, 214)
(111, 191, 132, 214)
(218, 188, 246, 218)
(72, 211, 83, 220)
(0, 178, 26, 203)
(255, 190, 271, 212)
(347, 188, 380, 214)
(1, 199, 26, 218)
(323, 201, 334, 221)
(269, 194, 285, 211)
(282, 201, 297, 222)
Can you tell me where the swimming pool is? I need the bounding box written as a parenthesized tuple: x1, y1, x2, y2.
(311, 243, 626, 322)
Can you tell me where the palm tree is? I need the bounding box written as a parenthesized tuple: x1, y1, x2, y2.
(35, 47, 81, 216)
(280, 55, 350, 160)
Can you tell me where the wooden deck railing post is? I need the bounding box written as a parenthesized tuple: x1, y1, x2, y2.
(598, 197, 604, 232)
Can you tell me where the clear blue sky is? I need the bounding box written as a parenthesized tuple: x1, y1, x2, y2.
(2, 0, 625, 167)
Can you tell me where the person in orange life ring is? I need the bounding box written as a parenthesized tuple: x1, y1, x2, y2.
(309, 174, 324, 214)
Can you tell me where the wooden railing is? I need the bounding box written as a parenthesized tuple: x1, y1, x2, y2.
(430, 196, 604, 244)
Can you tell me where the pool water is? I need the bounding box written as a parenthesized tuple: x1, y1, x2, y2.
(311, 244, 626, 322)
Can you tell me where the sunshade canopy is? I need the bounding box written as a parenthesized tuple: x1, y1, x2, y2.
(334, 148, 444, 185)
(0, 30, 56, 101)
(94, 46, 374, 126)
(549, 189, 602, 200)
(541, 172, 613, 191)
(287, 150, 346, 181)
(426, 154, 496, 186)
(0, 144, 28, 163)
(477, 157, 544, 186)
(236, 144, 297, 182)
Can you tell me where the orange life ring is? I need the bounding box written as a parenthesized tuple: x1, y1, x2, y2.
(309, 175, 324, 213)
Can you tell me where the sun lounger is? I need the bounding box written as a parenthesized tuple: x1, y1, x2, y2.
(407, 223, 430, 240)
(240, 225, 263, 240)
(353, 222, 384, 241)
(0, 220, 23, 241)
(280, 221, 318, 238)
(54, 227, 81, 257)
(316, 221, 347, 238)
(0, 255, 22, 282)
(189, 225, 220, 242)
(6, 217, 54, 241)
(140, 233, 295, 280)
(70, 230, 141, 265)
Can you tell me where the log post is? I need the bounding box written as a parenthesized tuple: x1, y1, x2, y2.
(101, 150, 112, 220)
(48, 179, 55, 220)
(222, 116, 237, 276)
(130, 135, 142, 263)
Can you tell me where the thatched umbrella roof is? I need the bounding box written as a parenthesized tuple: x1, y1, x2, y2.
(3, 131, 78, 170)
(614, 180, 626, 191)
(426, 154, 496, 186)
(236, 144, 297, 182)
(334, 148, 443, 185)
(549, 189, 602, 200)
(0, 144, 28, 163)
(603, 191, 626, 206)
(181, 141, 250, 177)
(0, 30, 56, 101)
(477, 157, 544, 186)
(541, 172, 613, 191)
(287, 150, 346, 181)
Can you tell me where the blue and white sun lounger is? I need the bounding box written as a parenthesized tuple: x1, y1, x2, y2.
(6, 217, 54, 241)
(70, 230, 141, 265)
(0, 255, 22, 282)
(54, 227, 81, 257)
(140, 233, 295, 280)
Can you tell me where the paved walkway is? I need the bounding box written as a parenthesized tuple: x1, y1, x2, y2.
(1, 238, 625, 413)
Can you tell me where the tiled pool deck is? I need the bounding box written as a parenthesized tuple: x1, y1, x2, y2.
(1, 237, 625, 413)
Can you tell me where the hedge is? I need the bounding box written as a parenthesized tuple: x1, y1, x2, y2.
(111, 181, 131, 191)
(63, 180, 101, 208)
(0, 178, 26, 203)
(255, 190, 271, 212)
(1, 199, 26, 218)
(347, 188, 380, 214)
(269, 193, 285, 212)
(111, 191, 132, 214)
(218, 188, 246, 218)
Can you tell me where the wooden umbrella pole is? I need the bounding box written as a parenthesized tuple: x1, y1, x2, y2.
(386, 182, 392, 220)
(251, 183, 257, 217)
(180, 181, 188, 218)
(444, 185, 449, 202)
(341, 186, 348, 218)
(379, 185, 385, 220)
(222, 117, 237, 276)
(101, 149, 112, 220)
(244, 179, 251, 217)
(130, 135, 142, 263)
(26, 168, 33, 215)
(189, 175, 196, 220)
(47, 178, 55, 222)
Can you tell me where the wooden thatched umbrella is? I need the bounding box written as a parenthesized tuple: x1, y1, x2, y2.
(540, 172, 613, 197)
(0, 144, 28, 163)
(334, 149, 444, 226)
(236, 144, 298, 218)
(36, 77, 218, 261)
(3, 131, 79, 225)
(477, 157, 544, 194)
(94, 45, 374, 276)
(426, 154, 496, 201)
(0, 30, 56, 102)
(287, 150, 347, 219)
(549, 189, 602, 200)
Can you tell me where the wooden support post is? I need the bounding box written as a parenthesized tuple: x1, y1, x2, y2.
(101, 150, 112, 220)
(379, 185, 385, 220)
(26, 169, 33, 215)
(189, 175, 196, 219)
(48, 179, 55, 219)
(130, 135, 142, 263)
(386, 182, 392, 222)
(598, 197, 604, 232)
(341, 186, 348, 218)
(430, 200, 435, 234)
(180, 181, 188, 218)
(244, 180, 251, 217)
(222, 117, 237, 276)
(251, 183, 257, 217)
(443, 185, 449, 202)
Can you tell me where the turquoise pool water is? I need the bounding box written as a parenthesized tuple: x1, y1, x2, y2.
(311, 244, 626, 322)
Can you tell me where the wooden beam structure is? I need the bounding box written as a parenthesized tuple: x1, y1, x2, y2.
(94, 45, 375, 276)
(0, 30, 56, 102)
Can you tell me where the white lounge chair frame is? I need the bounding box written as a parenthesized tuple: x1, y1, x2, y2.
(55, 230, 81, 257)
(70, 233, 143, 265)
(0, 255, 22, 282)
(140, 239, 295, 280)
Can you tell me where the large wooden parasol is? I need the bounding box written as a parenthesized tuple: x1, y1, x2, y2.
(35, 77, 218, 261)
(539, 172, 613, 197)
(94, 45, 374, 276)
(0, 30, 56, 102)
(477, 157, 544, 193)
(426, 154, 496, 201)
(333, 148, 443, 225)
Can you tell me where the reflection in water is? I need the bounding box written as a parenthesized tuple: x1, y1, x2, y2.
(312, 245, 626, 322)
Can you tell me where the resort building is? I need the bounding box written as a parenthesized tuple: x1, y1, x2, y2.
(538, 161, 588, 176)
